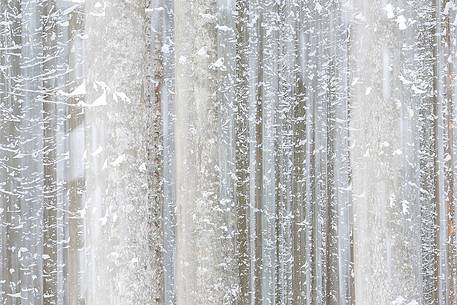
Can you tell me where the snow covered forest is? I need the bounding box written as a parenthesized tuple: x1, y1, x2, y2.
(1, 0, 457, 304)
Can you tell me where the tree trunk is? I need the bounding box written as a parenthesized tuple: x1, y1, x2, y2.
(84, 0, 159, 304)
(350, 1, 423, 304)
(174, 0, 235, 303)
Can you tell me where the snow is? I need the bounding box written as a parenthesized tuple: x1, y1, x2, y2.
(385, 4, 395, 19)
(1, 1, 455, 304)
(397, 15, 407, 30)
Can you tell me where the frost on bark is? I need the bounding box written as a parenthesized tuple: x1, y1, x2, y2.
(84, 0, 161, 304)
(350, 1, 439, 305)
(174, 0, 236, 303)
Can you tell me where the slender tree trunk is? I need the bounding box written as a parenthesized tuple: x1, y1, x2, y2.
(42, 1, 59, 304)
(0, 1, 24, 304)
(234, 0, 250, 303)
(18, 1, 45, 303)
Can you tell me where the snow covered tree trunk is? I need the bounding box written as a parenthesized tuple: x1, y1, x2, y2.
(63, 5, 87, 305)
(174, 0, 236, 304)
(84, 0, 161, 304)
(0, 0, 21, 302)
(350, 1, 424, 305)
(42, 1, 62, 304)
(233, 0, 250, 303)
(433, 1, 457, 304)
(152, 1, 177, 304)
(146, 1, 166, 304)
(350, 1, 396, 304)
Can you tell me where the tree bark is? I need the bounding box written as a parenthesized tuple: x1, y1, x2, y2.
(84, 0, 159, 304)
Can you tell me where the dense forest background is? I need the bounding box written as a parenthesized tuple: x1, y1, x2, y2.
(1, 0, 457, 305)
